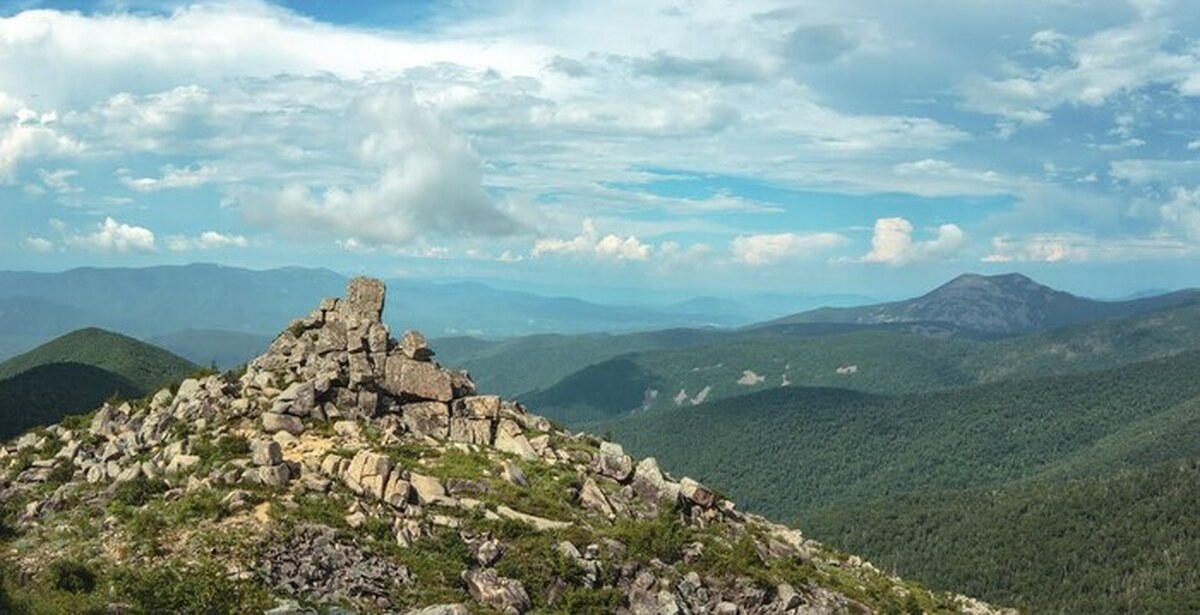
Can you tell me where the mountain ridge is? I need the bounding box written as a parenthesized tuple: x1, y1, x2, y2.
(0, 278, 1009, 614)
(759, 272, 1200, 335)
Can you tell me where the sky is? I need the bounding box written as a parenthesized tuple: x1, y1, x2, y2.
(2, 0, 1200, 299)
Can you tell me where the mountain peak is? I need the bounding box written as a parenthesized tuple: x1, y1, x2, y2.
(0, 278, 1010, 614)
(938, 272, 1043, 292)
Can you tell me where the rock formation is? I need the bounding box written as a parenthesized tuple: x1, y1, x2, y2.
(0, 278, 1013, 614)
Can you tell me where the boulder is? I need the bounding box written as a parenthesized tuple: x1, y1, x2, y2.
(410, 473, 448, 506)
(343, 451, 394, 500)
(262, 412, 305, 435)
(382, 472, 411, 509)
(454, 395, 501, 419)
(679, 478, 716, 509)
(494, 420, 537, 460)
(633, 457, 680, 506)
(462, 569, 531, 614)
(580, 477, 616, 517)
(449, 417, 492, 445)
(401, 330, 434, 361)
(252, 440, 283, 467)
(402, 401, 451, 439)
(273, 382, 316, 417)
(597, 441, 634, 482)
(383, 357, 454, 402)
(404, 605, 469, 615)
(259, 464, 291, 486)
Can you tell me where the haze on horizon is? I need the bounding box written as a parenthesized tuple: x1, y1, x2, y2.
(2, 0, 1200, 299)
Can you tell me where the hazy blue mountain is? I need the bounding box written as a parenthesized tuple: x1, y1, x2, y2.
(760, 272, 1200, 335)
(146, 329, 273, 370)
(0, 264, 763, 360)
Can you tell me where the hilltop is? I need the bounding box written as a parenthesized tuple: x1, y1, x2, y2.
(761, 273, 1200, 335)
(0, 328, 197, 391)
(0, 279, 1008, 614)
(0, 329, 197, 440)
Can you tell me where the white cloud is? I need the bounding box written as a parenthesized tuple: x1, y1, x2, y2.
(243, 85, 521, 245)
(118, 164, 217, 192)
(859, 217, 965, 266)
(20, 236, 54, 253)
(963, 10, 1200, 124)
(0, 110, 82, 182)
(983, 233, 1193, 263)
(532, 219, 652, 261)
(730, 232, 848, 266)
(1110, 159, 1200, 184)
(165, 231, 248, 251)
(66, 217, 156, 253)
(1159, 187, 1200, 240)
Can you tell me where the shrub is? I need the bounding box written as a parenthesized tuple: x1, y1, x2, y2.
(111, 561, 270, 614)
(47, 559, 96, 594)
(111, 476, 168, 507)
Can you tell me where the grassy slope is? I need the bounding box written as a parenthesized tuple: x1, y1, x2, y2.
(0, 328, 196, 393)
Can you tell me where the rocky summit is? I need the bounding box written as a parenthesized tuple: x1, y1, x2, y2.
(0, 278, 1011, 614)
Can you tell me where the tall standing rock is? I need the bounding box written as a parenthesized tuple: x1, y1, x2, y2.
(345, 277, 386, 322)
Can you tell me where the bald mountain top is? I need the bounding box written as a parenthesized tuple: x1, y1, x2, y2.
(762, 273, 1200, 335)
(0, 278, 1008, 615)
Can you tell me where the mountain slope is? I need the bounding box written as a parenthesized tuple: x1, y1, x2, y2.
(520, 299, 1200, 423)
(0, 328, 196, 392)
(808, 459, 1200, 614)
(0, 363, 142, 441)
(601, 349, 1200, 516)
(762, 272, 1200, 335)
(0, 278, 1007, 614)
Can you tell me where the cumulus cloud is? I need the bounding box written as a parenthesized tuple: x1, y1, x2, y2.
(165, 231, 248, 251)
(532, 219, 652, 261)
(730, 232, 848, 266)
(860, 217, 965, 266)
(243, 86, 522, 245)
(20, 236, 54, 253)
(118, 164, 217, 192)
(0, 110, 82, 183)
(66, 217, 156, 253)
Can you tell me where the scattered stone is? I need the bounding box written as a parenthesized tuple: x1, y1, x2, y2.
(252, 440, 283, 467)
(463, 569, 531, 614)
(679, 478, 716, 509)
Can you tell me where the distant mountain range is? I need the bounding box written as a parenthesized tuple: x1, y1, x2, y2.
(0, 264, 829, 366)
(760, 272, 1200, 335)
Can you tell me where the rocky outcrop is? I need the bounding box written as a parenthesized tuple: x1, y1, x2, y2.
(0, 278, 1014, 615)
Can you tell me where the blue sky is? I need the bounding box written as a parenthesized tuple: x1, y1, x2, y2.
(2, 0, 1200, 299)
